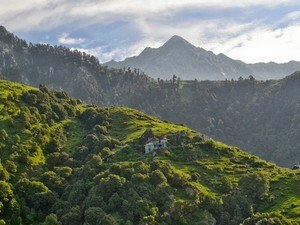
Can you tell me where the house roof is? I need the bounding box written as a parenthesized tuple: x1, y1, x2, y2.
(146, 137, 159, 143)
(141, 128, 155, 140)
(145, 142, 154, 146)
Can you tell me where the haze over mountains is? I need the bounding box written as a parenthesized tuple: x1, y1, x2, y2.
(105, 35, 300, 80)
(1, 25, 300, 167)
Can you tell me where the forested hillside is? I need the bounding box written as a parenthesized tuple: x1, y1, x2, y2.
(0, 79, 299, 225)
(1, 25, 300, 167)
(119, 73, 300, 167)
(0, 26, 150, 105)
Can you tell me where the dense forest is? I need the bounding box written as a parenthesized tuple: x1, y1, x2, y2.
(0, 79, 300, 225)
(0, 26, 300, 167)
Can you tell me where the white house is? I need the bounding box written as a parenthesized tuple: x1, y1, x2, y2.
(144, 136, 168, 153)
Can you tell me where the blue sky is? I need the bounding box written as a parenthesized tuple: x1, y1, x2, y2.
(1, 0, 300, 63)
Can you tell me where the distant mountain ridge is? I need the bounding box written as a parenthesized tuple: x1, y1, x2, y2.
(105, 35, 300, 80)
(1, 25, 300, 167)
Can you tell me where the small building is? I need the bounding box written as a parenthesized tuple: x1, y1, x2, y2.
(144, 136, 168, 154)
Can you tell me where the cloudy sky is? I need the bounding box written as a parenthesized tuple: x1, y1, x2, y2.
(1, 0, 300, 63)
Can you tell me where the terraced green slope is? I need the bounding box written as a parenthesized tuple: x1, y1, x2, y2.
(0, 79, 299, 225)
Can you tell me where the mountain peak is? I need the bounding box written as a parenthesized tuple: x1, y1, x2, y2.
(0, 25, 9, 36)
(0, 25, 27, 48)
(169, 35, 186, 41)
(164, 35, 190, 46)
(0, 25, 7, 32)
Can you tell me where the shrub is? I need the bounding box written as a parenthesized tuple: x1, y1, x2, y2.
(150, 170, 167, 186)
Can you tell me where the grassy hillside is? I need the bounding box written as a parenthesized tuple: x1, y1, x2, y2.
(0, 79, 299, 225)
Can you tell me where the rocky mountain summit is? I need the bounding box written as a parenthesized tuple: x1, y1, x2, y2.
(105, 35, 300, 80)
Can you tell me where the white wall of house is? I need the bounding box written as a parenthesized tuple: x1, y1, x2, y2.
(145, 143, 155, 153)
(145, 140, 168, 153)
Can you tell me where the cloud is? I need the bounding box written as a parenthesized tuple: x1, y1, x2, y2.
(1, 0, 300, 63)
(1, 0, 297, 32)
(134, 17, 258, 44)
(58, 33, 85, 45)
(0, 0, 67, 31)
(69, 0, 295, 18)
(280, 10, 300, 23)
(92, 17, 300, 64)
(72, 18, 300, 64)
(222, 23, 300, 63)
(73, 38, 164, 63)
